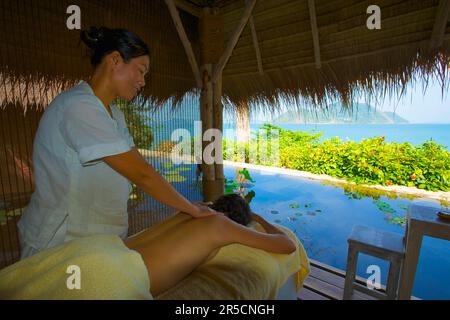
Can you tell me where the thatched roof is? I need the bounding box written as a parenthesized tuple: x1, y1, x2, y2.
(219, 0, 450, 111)
(0, 0, 449, 112)
(0, 0, 198, 110)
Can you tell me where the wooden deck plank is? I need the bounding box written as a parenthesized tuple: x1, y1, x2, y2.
(309, 265, 378, 300)
(297, 287, 330, 300)
(299, 259, 421, 300)
(310, 259, 385, 289)
(303, 276, 344, 300)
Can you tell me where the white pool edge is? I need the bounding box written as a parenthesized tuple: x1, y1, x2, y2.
(138, 149, 450, 204)
(224, 160, 450, 204)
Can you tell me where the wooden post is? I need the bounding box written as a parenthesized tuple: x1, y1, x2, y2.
(236, 101, 250, 163)
(213, 70, 224, 190)
(200, 63, 215, 180)
(200, 7, 224, 201)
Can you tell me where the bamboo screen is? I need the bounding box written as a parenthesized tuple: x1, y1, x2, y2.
(0, 0, 202, 268)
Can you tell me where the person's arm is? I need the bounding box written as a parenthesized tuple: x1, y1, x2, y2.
(250, 212, 287, 235)
(219, 214, 297, 254)
(102, 148, 220, 218)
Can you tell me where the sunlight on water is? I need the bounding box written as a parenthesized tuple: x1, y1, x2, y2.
(223, 166, 450, 300)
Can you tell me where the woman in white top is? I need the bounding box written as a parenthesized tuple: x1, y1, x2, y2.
(18, 27, 221, 259)
(18, 27, 297, 297)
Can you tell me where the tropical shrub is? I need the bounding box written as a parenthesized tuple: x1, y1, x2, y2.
(223, 124, 450, 192)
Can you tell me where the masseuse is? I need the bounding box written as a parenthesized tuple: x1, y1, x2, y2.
(18, 26, 221, 259)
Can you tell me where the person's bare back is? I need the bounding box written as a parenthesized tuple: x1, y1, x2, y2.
(125, 195, 296, 296)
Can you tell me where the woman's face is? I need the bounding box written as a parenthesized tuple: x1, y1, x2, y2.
(111, 54, 150, 101)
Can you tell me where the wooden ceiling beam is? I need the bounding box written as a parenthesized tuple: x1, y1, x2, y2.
(246, 0, 264, 75)
(173, 0, 202, 17)
(212, 0, 257, 84)
(308, 0, 321, 69)
(165, 0, 202, 87)
(430, 0, 450, 48)
(224, 34, 450, 77)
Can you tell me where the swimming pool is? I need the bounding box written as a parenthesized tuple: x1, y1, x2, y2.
(222, 165, 450, 300)
(141, 157, 449, 299)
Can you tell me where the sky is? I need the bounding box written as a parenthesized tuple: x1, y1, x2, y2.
(374, 77, 450, 123)
(233, 76, 450, 124)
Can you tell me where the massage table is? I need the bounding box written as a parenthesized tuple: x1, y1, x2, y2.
(0, 214, 310, 299)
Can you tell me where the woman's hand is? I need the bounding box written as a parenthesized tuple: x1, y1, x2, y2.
(188, 203, 224, 218)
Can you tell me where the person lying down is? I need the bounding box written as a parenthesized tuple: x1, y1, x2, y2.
(124, 194, 297, 297)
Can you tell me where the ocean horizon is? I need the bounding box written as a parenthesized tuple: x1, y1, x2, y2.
(147, 119, 450, 150)
(223, 123, 450, 149)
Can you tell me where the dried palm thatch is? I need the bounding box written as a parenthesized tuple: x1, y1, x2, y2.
(219, 0, 450, 114)
(0, 0, 449, 114)
(0, 0, 199, 112)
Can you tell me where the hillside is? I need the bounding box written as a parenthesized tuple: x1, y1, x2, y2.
(273, 103, 409, 124)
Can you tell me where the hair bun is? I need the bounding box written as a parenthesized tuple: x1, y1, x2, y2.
(81, 27, 106, 49)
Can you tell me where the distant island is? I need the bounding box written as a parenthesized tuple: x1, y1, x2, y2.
(273, 103, 409, 124)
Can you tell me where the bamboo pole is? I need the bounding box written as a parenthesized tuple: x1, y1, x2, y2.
(227, 35, 450, 77)
(308, 0, 321, 69)
(200, 64, 216, 201)
(212, 0, 257, 84)
(165, 0, 202, 88)
(246, 0, 263, 75)
(430, 0, 450, 49)
(236, 101, 250, 163)
(213, 69, 224, 186)
(173, 0, 201, 17)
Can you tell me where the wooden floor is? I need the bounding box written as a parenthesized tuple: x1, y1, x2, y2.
(297, 259, 420, 300)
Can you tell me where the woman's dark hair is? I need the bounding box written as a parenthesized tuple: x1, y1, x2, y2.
(80, 26, 149, 67)
(209, 194, 252, 226)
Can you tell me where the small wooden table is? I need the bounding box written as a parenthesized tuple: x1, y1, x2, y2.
(398, 205, 450, 300)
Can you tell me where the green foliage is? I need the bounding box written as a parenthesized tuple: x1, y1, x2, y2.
(116, 100, 154, 149)
(389, 217, 407, 226)
(223, 124, 450, 192)
(373, 200, 397, 213)
(0, 208, 22, 226)
(238, 168, 255, 182)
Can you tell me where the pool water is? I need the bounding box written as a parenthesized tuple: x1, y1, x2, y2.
(223, 166, 450, 300)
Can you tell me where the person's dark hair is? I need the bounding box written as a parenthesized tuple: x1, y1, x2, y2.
(209, 194, 252, 226)
(80, 26, 149, 67)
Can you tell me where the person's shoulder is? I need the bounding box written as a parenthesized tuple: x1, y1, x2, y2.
(58, 83, 103, 118)
(62, 82, 98, 104)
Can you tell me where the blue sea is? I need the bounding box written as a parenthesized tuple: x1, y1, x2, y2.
(224, 123, 450, 149)
(150, 121, 450, 150)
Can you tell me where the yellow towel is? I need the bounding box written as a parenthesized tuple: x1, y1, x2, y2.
(0, 216, 309, 300)
(157, 221, 310, 300)
(0, 234, 152, 300)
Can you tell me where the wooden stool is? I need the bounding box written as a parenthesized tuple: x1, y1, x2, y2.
(343, 225, 405, 300)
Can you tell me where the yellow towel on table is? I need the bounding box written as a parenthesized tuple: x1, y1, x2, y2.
(157, 221, 310, 300)
(0, 215, 310, 300)
(0, 234, 152, 300)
